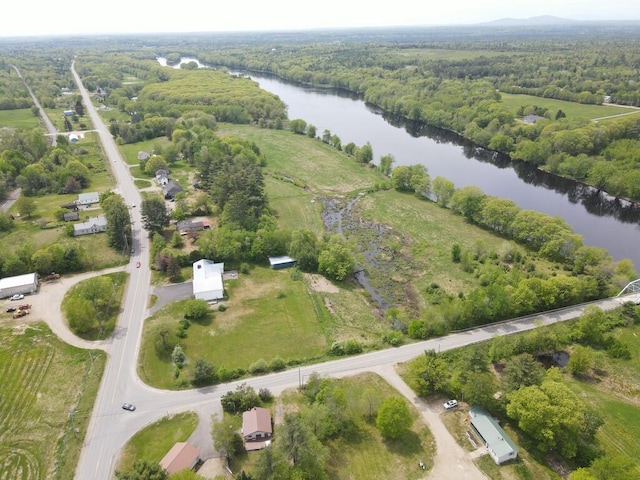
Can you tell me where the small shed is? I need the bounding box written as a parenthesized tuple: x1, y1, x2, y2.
(63, 211, 80, 222)
(268, 256, 296, 269)
(0, 273, 38, 298)
(73, 216, 107, 236)
(137, 151, 150, 161)
(242, 407, 272, 451)
(469, 405, 518, 465)
(77, 192, 100, 206)
(192, 259, 224, 301)
(159, 442, 200, 475)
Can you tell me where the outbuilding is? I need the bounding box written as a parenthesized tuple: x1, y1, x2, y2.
(268, 256, 296, 269)
(469, 405, 518, 465)
(192, 259, 224, 301)
(0, 273, 38, 298)
(159, 442, 200, 475)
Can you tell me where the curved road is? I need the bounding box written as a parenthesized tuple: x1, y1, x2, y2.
(67, 61, 640, 479)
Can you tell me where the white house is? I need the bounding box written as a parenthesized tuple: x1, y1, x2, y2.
(192, 259, 224, 301)
(469, 405, 518, 465)
(77, 192, 100, 206)
(73, 216, 108, 236)
(242, 407, 272, 451)
(0, 273, 38, 298)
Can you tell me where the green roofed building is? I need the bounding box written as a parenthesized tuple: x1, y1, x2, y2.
(469, 405, 518, 465)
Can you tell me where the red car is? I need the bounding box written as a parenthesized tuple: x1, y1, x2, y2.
(136, 261, 141, 268)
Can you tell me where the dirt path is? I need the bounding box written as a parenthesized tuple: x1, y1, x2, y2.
(372, 364, 488, 480)
(2, 266, 127, 351)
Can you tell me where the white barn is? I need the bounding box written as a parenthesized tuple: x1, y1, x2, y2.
(73, 216, 107, 236)
(0, 273, 38, 298)
(192, 259, 224, 301)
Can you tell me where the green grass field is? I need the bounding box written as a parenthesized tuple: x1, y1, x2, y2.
(139, 267, 329, 389)
(0, 323, 105, 480)
(116, 412, 198, 473)
(0, 108, 40, 129)
(500, 93, 639, 122)
(264, 175, 325, 235)
(216, 124, 381, 194)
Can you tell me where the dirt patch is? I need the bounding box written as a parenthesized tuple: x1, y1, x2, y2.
(305, 273, 339, 293)
(197, 457, 230, 479)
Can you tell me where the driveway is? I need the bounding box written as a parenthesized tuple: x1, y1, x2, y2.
(372, 365, 487, 480)
(150, 281, 193, 314)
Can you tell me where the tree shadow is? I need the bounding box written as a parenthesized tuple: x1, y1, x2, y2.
(383, 430, 423, 456)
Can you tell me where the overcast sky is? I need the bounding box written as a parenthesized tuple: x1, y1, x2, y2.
(4, 0, 640, 38)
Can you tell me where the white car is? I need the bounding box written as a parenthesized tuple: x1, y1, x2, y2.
(10, 294, 25, 301)
(443, 399, 458, 409)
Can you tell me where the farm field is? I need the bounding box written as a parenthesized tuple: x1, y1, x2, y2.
(500, 92, 639, 121)
(0, 108, 40, 129)
(0, 323, 105, 480)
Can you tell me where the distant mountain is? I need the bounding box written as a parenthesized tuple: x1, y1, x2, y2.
(478, 15, 581, 27)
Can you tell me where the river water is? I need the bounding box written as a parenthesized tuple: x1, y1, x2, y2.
(157, 57, 640, 270)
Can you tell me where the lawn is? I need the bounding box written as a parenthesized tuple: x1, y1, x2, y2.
(500, 93, 638, 122)
(0, 323, 105, 480)
(0, 108, 40, 129)
(116, 412, 198, 473)
(216, 123, 381, 194)
(138, 266, 329, 389)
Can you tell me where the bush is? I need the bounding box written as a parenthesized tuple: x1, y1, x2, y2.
(218, 304, 227, 312)
(269, 356, 286, 371)
(382, 330, 404, 346)
(344, 339, 363, 354)
(248, 359, 269, 374)
(191, 359, 216, 386)
(184, 299, 211, 321)
(329, 342, 344, 356)
(258, 388, 273, 402)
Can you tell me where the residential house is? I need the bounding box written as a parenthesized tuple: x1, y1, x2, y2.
(469, 405, 518, 465)
(155, 168, 170, 186)
(76, 192, 100, 206)
(177, 219, 210, 235)
(242, 407, 272, 451)
(163, 180, 183, 200)
(73, 216, 107, 236)
(0, 273, 38, 298)
(268, 256, 297, 269)
(159, 442, 200, 475)
(192, 259, 224, 301)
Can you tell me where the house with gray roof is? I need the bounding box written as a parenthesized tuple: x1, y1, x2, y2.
(77, 192, 100, 206)
(73, 216, 107, 236)
(469, 405, 518, 465)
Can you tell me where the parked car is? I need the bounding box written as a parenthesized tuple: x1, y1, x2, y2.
(6, 307, 16, 313)
(443, 399, 458, 409)
(122, 403, 136, 411)
(634, 295, 640, 305)
(10, 294, 24, 301)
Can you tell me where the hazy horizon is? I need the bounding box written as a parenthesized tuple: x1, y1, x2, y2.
(4, 0, 640, 38)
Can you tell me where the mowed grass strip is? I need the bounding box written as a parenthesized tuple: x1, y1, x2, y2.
(116, 412, 198, 473)
(0, 323, 105, 480)
(500, 92, 638, 121)
(216, 123, 381, 194)
(139, 267, 327, 389)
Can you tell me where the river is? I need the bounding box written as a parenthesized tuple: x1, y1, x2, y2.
(157, 57, 640, 270)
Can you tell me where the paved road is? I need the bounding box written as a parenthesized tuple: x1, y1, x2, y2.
(65, 61, 640, 479)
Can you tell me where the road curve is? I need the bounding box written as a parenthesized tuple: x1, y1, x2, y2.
(66, 59, 640, 479)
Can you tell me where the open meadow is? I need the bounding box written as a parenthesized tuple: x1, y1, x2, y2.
(0, 323, 105, 480)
